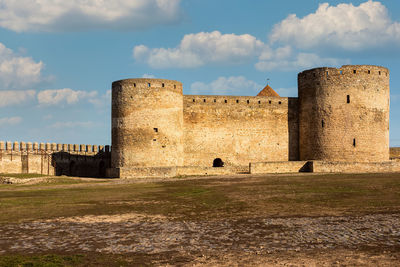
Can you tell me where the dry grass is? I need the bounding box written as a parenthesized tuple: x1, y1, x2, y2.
(0, 172, 399, 223)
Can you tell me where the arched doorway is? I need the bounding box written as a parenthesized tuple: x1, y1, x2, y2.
(213, 158, 224, 167)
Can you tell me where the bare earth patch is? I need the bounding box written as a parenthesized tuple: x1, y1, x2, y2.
(0, 213, 399, 265)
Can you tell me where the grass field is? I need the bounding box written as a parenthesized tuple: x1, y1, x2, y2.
(1, 172, 399, 223)
(0, 172, 399, 266)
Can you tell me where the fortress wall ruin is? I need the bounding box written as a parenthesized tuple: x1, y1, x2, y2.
(182, 95, 292, 167)
(111, 79, 184, 169)
(298, 65, 390, 162)
(0, 141, 110, 176)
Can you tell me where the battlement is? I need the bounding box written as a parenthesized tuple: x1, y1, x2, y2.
(0, 141, 110, 155)
(112, 78, 183, 95)
(183, 95, 288, 108)
(299, 65, 389, 80)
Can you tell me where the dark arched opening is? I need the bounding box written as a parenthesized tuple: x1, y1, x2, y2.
(213, 158, 224, 167)
(69, 161, 76, 176)
(99, 161, 106, 178)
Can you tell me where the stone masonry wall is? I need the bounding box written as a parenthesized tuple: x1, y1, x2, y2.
(298, 65, 390, 162)
(0, 141, 110, 176)
(183, 95, 291, 167)
(111, 79, 184, 169)
(311, 161, 400, 173)
(250, 161, 309, 174)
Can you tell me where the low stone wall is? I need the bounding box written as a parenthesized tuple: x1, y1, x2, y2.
(250, 161, 310, 174)
(119, 167, 177, 179)
(115, 165, 250, 179)
(176, 166, 249, 176)
(311, 161, 400, 173)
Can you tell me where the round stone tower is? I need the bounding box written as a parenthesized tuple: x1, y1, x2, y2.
(111, 78, 183, 169)
(298, 65, 390, 162)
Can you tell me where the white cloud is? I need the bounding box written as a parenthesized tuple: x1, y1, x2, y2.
(134, 31, 265, 68)
(37, 88, 98, 106)
(133, 30, 346, 71)
(0, 0, 182, 32)
(0, 43, 44, 89)
(142, 74, 156, 78)
(88, 89, 111, 108)
(256, 49, 346, 72)
(49, 121, 98, 129)
(270, 1, 400, 50)
(0, 116, 22, 125)
(190, 76, 262, 95)
(0, 90, 36, 107)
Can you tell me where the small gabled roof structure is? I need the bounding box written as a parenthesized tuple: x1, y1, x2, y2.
(257, 84, 280, 97)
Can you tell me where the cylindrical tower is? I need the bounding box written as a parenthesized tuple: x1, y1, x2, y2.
(298, 65, 390, 162)
(111, 78, 183, 168)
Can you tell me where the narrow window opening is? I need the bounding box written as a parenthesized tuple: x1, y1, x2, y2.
(379, 71, 381, 75)
(326, 71, 329, 77)
(154, 128, 158, 133)
(368, 70, 371, 74)
(269, 100, 272, 104)
(236, 100, 239, 103)
(340, 70, 343, 75)
(193, 99, 195, 102)
(258, 100, 261, 104)
(224, 100, 227, 103)
(353, 70, 356, 74)
(214, 99, 216, 103)
(162, 83, 165, 87)
(247, 100, 250, 104)
(174, 84, 176, 89)
(153, 139, 157, 142)
(148, 83, 151, 87)
(322, 120, 325, 128)
(353, 138, 356, 147)
(203, 99, 206, 103)
(134, 83, 136, 87)
(313, 73, 316, 77)
(213, 158, 224, 168)
(347, 95, 350, 103)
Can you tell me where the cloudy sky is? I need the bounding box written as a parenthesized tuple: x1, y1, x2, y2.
(1, 0, 400, 145)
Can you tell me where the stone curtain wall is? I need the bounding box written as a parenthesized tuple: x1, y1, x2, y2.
(298, 65, 390, 162)
(111, 79, 184, 169)
(183, 95, 290, 167)
(0, 141, 110, 176)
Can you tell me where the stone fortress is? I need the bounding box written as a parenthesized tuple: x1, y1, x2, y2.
(1, 65, 400, 178)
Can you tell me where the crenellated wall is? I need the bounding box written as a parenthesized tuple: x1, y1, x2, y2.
(111, 78, 184, 169)
(298, 65, 390, 162)
(0, 141, 111, 177)
(183, 95, 295, 166)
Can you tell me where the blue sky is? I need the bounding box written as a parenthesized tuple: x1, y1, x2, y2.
(0, 0, 400, 146)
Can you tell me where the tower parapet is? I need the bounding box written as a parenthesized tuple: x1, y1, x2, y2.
(298, 65, 390, 162)
(111, 78, 184, 169)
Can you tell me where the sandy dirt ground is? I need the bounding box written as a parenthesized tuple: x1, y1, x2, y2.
(0, 213, 399, 266)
